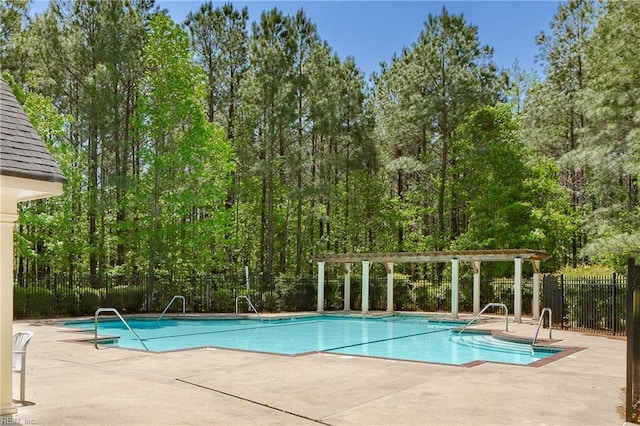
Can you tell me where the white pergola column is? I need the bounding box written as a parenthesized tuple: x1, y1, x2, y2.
(317, 261, 325, 313)
(1, 194, 18, 416)
(472, 260, 481, 315)
(514, 257, 522, 323)
(532, 260, 541, 321)
(451, 258, 459, 319)
(343, 263, 352, 311)
(385, 262, 394, 313)
(361, 261, 370, 314)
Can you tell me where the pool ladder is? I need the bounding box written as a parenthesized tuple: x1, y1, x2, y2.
(158, 295, 186, 321)
(458, 303, 509, 334)
(94, 307, 149, 351)
(235, 295, 261, 319)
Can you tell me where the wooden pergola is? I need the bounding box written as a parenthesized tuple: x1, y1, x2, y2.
(312, 249, 551, 322)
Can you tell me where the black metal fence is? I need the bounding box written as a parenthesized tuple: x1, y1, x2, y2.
(543, 274, 626, 336)
(12, 272, 627, 335)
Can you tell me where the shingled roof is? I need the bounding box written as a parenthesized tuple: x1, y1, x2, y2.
(0, 78, 66, 184)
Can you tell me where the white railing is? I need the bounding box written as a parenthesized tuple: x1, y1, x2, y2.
(532, 308, 553, 345)
(235, 295, 261, 318)
(94, 308, 149, 351)
(458, 303, 509, 334)
(158, 295, 186, 321)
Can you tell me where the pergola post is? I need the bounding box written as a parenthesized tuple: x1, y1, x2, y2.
(514, 257, 522, 323)
(451, 258, 459, 319)
(362, 261, 370, 314)
(532, 260, 541, 320)
(343, 263, 352, 311)
(317, 261, 325, 313)
(0, 195, 18, 416)
(312, 250, 550, 318)
(472, 260, 481, 315)
(386, 262, 394, 313)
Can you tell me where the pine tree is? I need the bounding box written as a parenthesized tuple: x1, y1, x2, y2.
(523, 0, 598, 266)
(578, 1, 640, 259)
(375, 7, 500, 257)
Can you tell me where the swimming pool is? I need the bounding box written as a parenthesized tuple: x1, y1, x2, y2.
(65, 315, 561, 366)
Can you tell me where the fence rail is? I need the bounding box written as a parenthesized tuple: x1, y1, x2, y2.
(12, 272, 627, 335)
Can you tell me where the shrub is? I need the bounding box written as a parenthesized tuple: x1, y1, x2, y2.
(324, 280, 343, 310)
(13, 286, 27, 319)
(276, 277, 316, 311)
(102, 287, 124, 311)
(262, 290, 279, 312)
(394, 279, 413, 310)
(56, 287, 80, 316)
(369, 278, 386, 310)
(79, 288, 101, 315)
(100, 286, 145, 313)
(122, 286, 145, 313)
(210, 287, 236, 312)
(415, 282, 451, 312)
(25, 287, 55, 318)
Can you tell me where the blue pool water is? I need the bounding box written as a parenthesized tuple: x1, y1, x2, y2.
(65, 315, 559, 365)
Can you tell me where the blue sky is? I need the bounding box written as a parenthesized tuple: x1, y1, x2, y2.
(31, 0, 562, 79)
(162, 0, 562, 79)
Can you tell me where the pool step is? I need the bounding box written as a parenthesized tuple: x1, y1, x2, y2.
(451, 334, 534, 354)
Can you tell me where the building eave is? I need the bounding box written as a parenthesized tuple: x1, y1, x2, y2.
(0, 174, 64, 203)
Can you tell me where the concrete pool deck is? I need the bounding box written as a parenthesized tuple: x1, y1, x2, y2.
(8, 314, 627, 425)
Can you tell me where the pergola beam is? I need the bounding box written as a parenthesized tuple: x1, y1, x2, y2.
(312, 249, 550, 264)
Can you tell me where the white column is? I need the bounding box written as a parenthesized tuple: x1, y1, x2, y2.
(472, 260, 481, 315)
(514, 257, 522, 323)
(1, 195, 18, 416)
(451, 258, 459, 319)
(532, 260, 541, 321)
(362, 261, 370, 314)
(343, 263, 352, 311)
(317, 261, 325, 313)
(386, 262, 394, 313)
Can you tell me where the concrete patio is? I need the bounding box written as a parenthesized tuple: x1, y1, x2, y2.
(8, 315, 627, 425)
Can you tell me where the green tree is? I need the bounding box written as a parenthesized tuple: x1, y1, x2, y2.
(25, 0, 152, 284)
(452, 105, 572, 269)
(504, 60, 539, 116)
(0, 0, 31, 80)
(185, 2, 249, 273)
(375, 7, 500, 259)
(185, 1, 248, 139)
(134, 12, 234, 307)
(577, 1, 640, 261)
(6, 76, 85, 286)
(239, 8, 296, 277)
(523, 0, 598, 266)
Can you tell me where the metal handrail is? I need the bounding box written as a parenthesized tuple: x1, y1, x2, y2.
(158, 295, 186, 321)
(235, 295, 261, 318)
(94, 308, 149, 351)
(532, 308, 552, 345)
(458, 303, 509, 334)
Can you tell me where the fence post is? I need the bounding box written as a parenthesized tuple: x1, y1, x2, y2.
(626, 258, 640, 423)
(206, 277, 211, 312)
(613, 273, 617, 335)
(560, 274, 565, 329)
